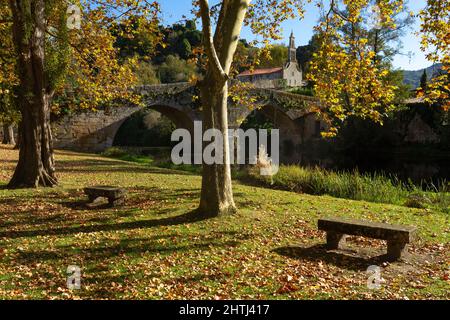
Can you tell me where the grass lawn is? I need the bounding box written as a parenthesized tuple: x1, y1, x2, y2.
(0, 145, 448, 300)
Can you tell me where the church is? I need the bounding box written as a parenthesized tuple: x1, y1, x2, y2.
(237, 32, 304, 88)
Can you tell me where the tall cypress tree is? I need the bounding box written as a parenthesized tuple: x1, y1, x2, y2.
(420, 69, 428, 91)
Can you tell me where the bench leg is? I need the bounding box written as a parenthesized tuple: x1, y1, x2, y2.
(108, 197, 124, 207)
(387, 241, 407, 261)
(326, 232, 347, 250)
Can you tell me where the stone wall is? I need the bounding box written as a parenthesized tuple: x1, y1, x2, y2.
(237, 65, 303, 89)
(52, 106, 139, 153)
(245, 79, 287, 89)
(405, 113, 440, 143)
(237, 70, 283, 83)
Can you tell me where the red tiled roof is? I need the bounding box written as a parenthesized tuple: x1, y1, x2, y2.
(238, 67, 283, 77)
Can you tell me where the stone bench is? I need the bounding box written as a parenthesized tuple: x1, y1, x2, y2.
(84, 186, 126, 207)
(318, 217, 417, 261)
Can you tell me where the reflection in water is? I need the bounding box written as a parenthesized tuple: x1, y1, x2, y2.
(296, 151, 449, 186)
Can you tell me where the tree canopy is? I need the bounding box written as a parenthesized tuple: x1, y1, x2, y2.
(419, 0, 449, 110)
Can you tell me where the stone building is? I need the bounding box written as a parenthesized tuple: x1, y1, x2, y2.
(237, 32, 304, 88)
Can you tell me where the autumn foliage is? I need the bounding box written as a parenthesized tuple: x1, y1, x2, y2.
(419, 0, 450, 110)
(53, 0, 162, 112)
(308, 0, 405, 136)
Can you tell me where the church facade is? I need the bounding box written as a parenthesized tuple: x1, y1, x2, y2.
(237, 32, 304, 88)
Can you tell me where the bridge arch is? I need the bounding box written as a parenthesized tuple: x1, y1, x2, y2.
(111, 103, 194, 151)
(144, 102, 199, 132)
(237, 103, 305, 163)
(53, 101, 199, 153)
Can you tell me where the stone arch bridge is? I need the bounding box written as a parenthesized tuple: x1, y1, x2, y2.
(53, 82, 324, 163)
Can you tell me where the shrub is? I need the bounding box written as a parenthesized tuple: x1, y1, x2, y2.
(404, 193, 432, 209)
(133, 60, 160, 85)
(250, 165, 409, 205)
(102, 147, 128, 158)
(289, 87, 314, 96)
(158, 55, 198, 83)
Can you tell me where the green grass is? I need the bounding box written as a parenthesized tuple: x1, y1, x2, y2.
(248, 165, 450, 214)
(102, 148, 450, 214)
(0, 146, 449, 300)
(102, 147, 202, 175)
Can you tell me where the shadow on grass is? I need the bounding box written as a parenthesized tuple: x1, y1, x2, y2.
(0, 209, 212, 240)
(12, 231, 243, 298)
(0, 186, 203, 231)
(273, 244, 391, 271)
(61, 199, 112, 211)
(0, 214, 67, 228)
(56, 158, 198, 176)
(59, 186, 201, 210)
(16, 237, 240, 263)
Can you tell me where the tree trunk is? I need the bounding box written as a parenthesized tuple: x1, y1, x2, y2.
(198, 77, 236, 216)
(7, 0, 57, 188)
(2, 123, 15, 145)
(197, 0, 250, 216)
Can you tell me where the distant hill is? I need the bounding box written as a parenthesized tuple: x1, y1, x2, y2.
(403, 64, 443, 89)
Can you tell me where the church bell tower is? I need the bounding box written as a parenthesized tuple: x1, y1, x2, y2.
(288, 31, 297, 63)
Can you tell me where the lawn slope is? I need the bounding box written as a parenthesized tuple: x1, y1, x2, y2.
(0, 146, 448, 299)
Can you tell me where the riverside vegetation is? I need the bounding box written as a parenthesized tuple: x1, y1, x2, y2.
(102, 147, 449, 214)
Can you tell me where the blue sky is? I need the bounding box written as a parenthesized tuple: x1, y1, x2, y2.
(158, 0, 430, 71)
